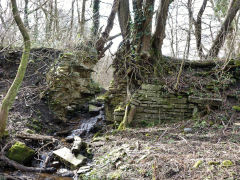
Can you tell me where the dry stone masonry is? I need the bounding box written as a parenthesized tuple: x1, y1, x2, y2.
(112, 83, 223, 126)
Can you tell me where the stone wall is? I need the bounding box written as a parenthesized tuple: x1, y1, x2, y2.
(112, 83, 223, 127)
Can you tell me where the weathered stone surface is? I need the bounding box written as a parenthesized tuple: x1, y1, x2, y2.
(109, 80, 224, 126)
(46, 53, 100, 121)
(71, 136, 87, 155)
(89, 105, 102, 114)
(141, 84, 162, 91)
(7, 141, 35, 165)
(188, 96, 222, 106)
(53, 147, 87, 169)
(77, 165, 92, 174)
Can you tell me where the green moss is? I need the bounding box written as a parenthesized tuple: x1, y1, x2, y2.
(177, 96, 183, 99)
(114, 105, 125, 112)
(7, 141, 35, 164)
(107, 170, 122, 180)
(27, 118, 42, 132)
(232, 106, 240, 111)
(96, 93, 109, 102)
(221, 160, 233, 167)
(234, 60, 240, 66)
(61, 52, 74, 57)
(193, 160, 203, 168)
(88, 80, 101, 93)
(208, 161, 220, 166)
(3, 130, 9, 137)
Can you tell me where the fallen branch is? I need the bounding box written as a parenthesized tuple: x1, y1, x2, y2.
(0, 174, 22, 180)
(16, 132, 57, 142)
(0, 153, 56, 173)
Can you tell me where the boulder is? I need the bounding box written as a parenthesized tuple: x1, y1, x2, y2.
(89, 104, 102, 114)
(7, 141, 35, 165)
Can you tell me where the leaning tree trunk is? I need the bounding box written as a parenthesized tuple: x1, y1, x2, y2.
(192, 0, 208, 59)
(0, 0, 31, 138)
(95, 0, 119, 57)
(152, 0, 172, 57)
(207, 0, 240, 58)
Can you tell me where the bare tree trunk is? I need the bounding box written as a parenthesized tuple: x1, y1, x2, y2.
(152, 0, 172, 57)
(54, 0, 59, 37)
(33, 4, 39, 41)
(194, 0, 208, 59)
(0, 0, 31, 138)
(183, 0, 193, 59)
(76, 0, 81, 31)
(207, 0, 240, 58)
(69, 0, 75, 40)
(0, 1, 6, 29)
(141, 0, 155, 52)
(42, 0, 53, 39)
(80, 0, 86, 37)
(95, 0, 119, 57)
(132, 0, 143, 52)
(92, 0, 100, 37)
(24, 0, 29, 28)
(118, 0, 130, 39)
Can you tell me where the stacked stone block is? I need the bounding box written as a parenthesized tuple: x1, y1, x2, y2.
(113, 84, 222, 126)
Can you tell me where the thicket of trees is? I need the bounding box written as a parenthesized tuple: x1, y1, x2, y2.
(0, 0, 239, 59)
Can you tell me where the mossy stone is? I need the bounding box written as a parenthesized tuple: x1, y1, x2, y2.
(221, 160, 233, 167)
(193, 160, 203, 168)
(232, 106, 240, 111)
(208, 161, 220, 166)
(7, 141, 35, 164)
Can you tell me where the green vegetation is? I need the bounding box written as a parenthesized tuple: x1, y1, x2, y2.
(7, 141, 35, 164)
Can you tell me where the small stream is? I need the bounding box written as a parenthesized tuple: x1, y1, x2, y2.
(1, 102, 106, 180)
(68, 104, 105, 138)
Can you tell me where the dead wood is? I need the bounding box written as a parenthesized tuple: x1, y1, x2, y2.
(0, 153, 56, 173)
(16, 132, 57, 142)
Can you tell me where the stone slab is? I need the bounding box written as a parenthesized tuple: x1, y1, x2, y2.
(53, 147, 86, 169)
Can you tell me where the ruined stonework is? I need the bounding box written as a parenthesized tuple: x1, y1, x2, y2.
(105, 57, 240, 126)
(113, 83, 223, 126)
(102, 79, 127, 122)
(46, 53, 100, 121)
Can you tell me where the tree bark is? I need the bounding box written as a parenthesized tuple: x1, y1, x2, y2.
(0, 0, 31, 138)
(95, 0, 120, 56)
(92, 0, 100, 37)
(24, 0, 29, 28)
(152, 0, 172, 57)
(0, 1, 7, 29)
(207, 0, 240, 58)
(141, 0, 155, 52)
(54, 0, 59, 36)
(69, 0, 75, 40)
(118, 0, 130, 39)
(192, 0, 208, 59)
(80, 0, 86, 36)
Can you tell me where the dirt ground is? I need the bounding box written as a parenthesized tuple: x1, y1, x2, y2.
(85, 120, 240, 180)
